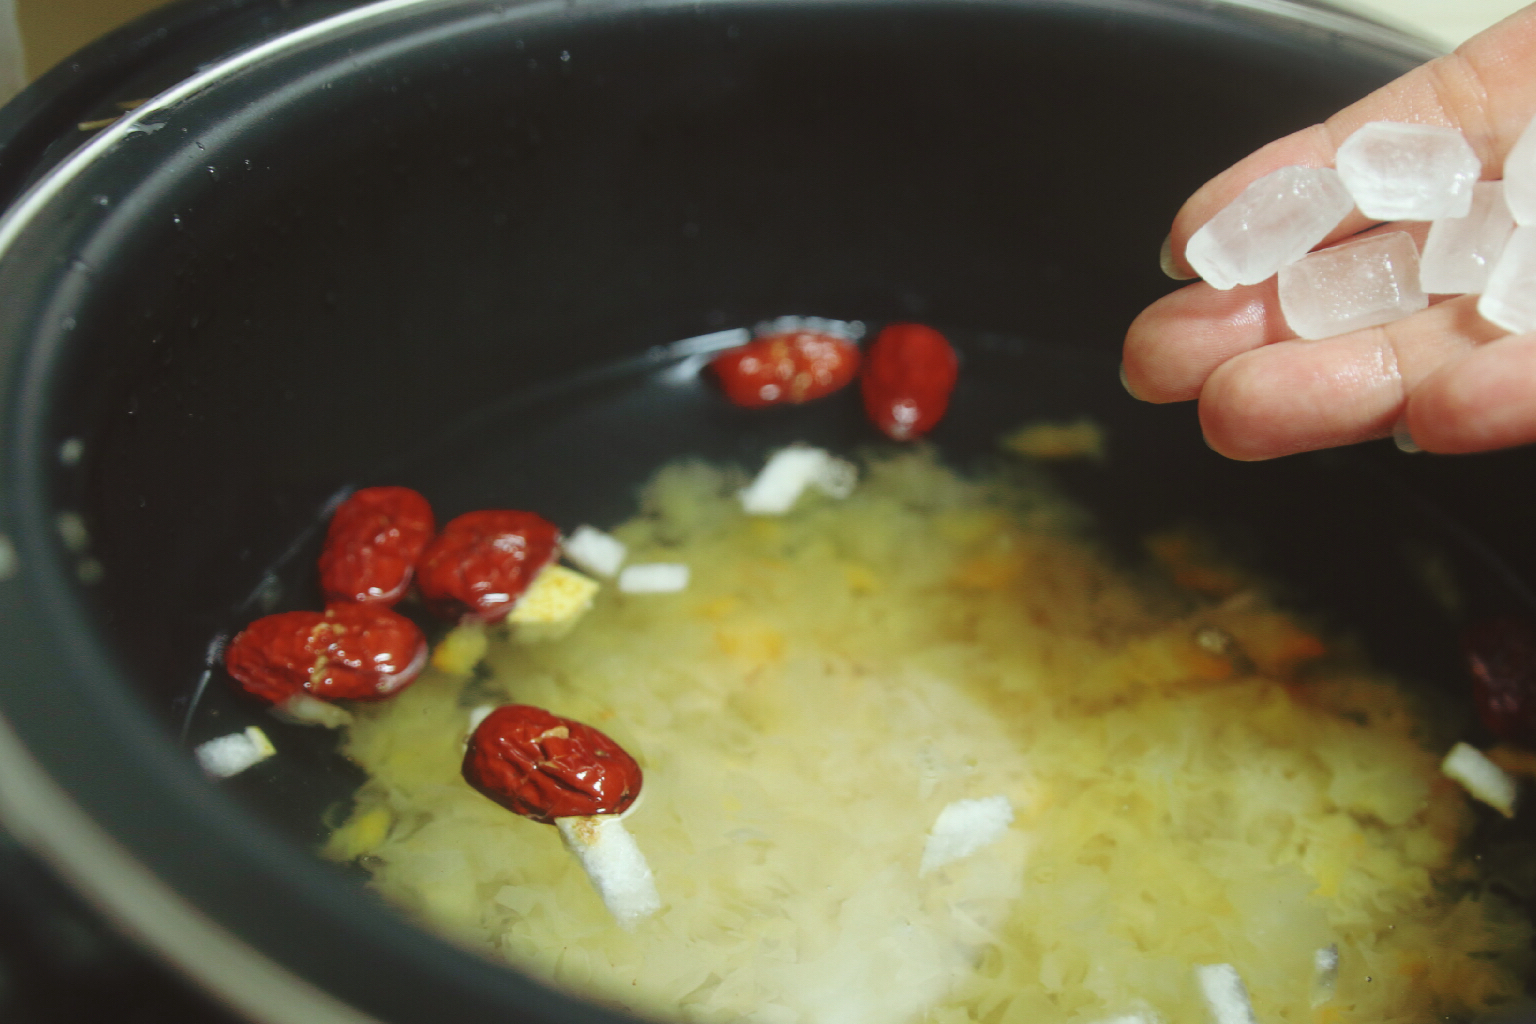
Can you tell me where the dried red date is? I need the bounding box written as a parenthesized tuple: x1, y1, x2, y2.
(1464, 615, 1536, 744)
(463, 705, 642, 823)
(860, 323, 958, 440)
(319, 486, 436, 605)
(711, 331, 861, 407)
(224, 604, 428, 704)
(415, 510, 560, 622)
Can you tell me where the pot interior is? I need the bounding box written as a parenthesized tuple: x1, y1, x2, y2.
(8, 0, 1536, 1021)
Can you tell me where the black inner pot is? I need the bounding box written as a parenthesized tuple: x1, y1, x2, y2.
(5, 0, 1536, 1021)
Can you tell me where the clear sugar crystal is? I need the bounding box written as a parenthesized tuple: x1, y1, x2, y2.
(1185, 166, 1355, 290)
(1336, 121, 1480, 221)
(1278, 231, 1427, 340)
(1478, 225, 1536, 333)
(1504, 114, 1536, 226)
(1420, 181, 1514, 294)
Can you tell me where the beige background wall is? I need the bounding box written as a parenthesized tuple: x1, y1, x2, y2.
(17, 0, 165, 79)
(10, 0, 1536, 80)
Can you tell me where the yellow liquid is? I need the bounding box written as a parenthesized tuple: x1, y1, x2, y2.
(327, 447, 1531, 1024)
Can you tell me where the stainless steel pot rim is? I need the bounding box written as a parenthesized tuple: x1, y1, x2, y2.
(0, 0, 1442, 1022)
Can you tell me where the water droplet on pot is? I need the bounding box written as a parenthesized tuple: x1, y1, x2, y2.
(255, 573, 282, 612)
(207, 165, 220, 181)
(76, 557, 105, 585)
(93, 195, 109, 206)
(58, 438, 84, 466)
(55, 512, 89, 554)
(560, 50, 571, 62)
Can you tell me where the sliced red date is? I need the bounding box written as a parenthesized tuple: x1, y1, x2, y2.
(416, 510, 561, 622)
(462, 704, 642, 824)
(319, 486, 436, 605)
(861, 323, 958, 440)
(225, 604, 428, 704)
(712, 330, 861, 408)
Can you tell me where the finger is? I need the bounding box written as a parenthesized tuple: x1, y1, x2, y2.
(1198, 295, 1499, 460)
(1123, 279, 1287, 403)
(1405, 331, 1536, 453)
(1127, 223, 1431, 403)
(1164, 5, 1536, 278)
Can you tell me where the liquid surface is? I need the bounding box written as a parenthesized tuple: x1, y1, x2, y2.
(325, 446, 1531, 1024)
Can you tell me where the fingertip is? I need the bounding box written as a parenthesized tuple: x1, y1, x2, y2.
(1197, 357, 1279, 460)
(1407, 332, 1536, 453)
(1123, 278, 1287, 405)
(1195, 336, 1401, 461)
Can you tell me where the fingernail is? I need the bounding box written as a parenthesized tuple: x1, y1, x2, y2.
(1160, 235, 1198, 281)
(1119, 362, 1143, 401)
(1392, 418, 1421, 454)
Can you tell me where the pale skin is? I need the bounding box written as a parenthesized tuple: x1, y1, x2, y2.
(1122, 5, 1536, 459)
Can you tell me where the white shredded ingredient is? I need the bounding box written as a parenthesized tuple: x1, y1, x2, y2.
(617, 563, 690, 593)
(1093, 1012, 1159, 1024)
(555, 816, 662, 929)
(1442, 741, 1517, 817)
(739, 445, 858, 515)
(271, 693, 353, 729)
(195, 726, 275, 778)
(564, 525, 628, 578)
(1196, 964, 1258, 1024)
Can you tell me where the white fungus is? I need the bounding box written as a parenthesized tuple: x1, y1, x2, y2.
(195, 726, 276, 778)
(1441, 741, 1517, 817)
(918, 795, 1014, 876)
(1195, 963, 1258, 1024)
(555, 815, 662, 929)
(739, 445, 858, 515)
(618, 563, 690, 594)
(564, 525, 627, 578)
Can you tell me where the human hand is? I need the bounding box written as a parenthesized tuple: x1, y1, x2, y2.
(1122, 5, 1536, 459)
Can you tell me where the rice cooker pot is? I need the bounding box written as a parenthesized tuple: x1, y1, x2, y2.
(3, 1, 1534, 1022)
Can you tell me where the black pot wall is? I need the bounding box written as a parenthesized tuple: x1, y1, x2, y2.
(8, 1, 1535, 1022)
